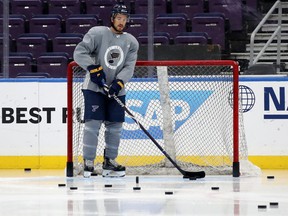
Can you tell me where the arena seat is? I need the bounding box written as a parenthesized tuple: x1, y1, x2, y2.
(137, 32, 170, 45)
(65, 14, 99, 35)
(85, 0, 114, 26)
(134, 0, 167, 17)
(10, 0, 44, 20)
(174, 32, 210, 45)
(37, 52, 69, 78)
(52, 33, 83, 59)
(192, 13, 229, 52)
(126, 14, 148, 38)
(48, 0, 82, 20)
(0, 15, 26, 40)
(16, 33, 48, 58)
(171, 0, 205, 21)
(155, 13, 188, 39)
(208, 0, 243, 31)
(29, 15, 63, 39)
(120, 0, 131, 8)
(8, 53, 33, 78)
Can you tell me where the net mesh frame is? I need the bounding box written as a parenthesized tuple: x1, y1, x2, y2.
(66, 60, 260, 177)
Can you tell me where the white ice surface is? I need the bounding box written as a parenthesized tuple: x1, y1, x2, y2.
(0, 170, 287, 216)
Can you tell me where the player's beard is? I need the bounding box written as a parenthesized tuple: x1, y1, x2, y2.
(112, 23, 124, 34)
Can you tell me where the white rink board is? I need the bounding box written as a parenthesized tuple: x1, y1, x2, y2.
(0, 81, 67, 156)
(240, 76, 288, 156)
(0, 76, 288, 156)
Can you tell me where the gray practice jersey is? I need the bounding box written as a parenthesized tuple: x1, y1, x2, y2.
(73, 26, 139, 96)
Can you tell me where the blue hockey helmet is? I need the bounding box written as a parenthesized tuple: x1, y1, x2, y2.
(111, 3, 130, 19)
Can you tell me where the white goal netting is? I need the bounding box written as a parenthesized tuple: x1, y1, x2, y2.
(66, 60, 261, 177)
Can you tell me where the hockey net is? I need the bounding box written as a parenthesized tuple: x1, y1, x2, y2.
(66, 60, 260, 177)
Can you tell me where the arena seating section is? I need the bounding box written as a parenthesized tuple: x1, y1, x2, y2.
(0, 0, 259, 77)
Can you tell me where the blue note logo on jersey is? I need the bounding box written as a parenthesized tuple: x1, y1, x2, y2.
(122, 90, 213, 139)
(104, 45, 124, 69)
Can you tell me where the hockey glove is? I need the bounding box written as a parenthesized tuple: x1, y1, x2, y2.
(87, 64, 106, 87)
(108, 79, 124, 96)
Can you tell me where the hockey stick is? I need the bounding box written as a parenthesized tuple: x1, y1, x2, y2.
(103, 85, 205, 179)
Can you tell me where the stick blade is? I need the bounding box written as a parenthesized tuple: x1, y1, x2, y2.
(183, 171, 205, 179)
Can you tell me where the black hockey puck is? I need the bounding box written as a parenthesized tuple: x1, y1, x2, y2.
(24, 168, 31, 172)
(58, 184, 66, 187)
(133, 187, 141, 191)
(270, 202, 279, 206)
(104, 184, 112, 188)
(165, 191, 173, 195)
(70, 187, 78, 190)
(136, 176, 139, 184)
(189, 177, 197, 181)
(267, 176, 275, 179)
(211, 187, 219, 190)
(91, 173, 98, 176)
(258, 205, 267, 209)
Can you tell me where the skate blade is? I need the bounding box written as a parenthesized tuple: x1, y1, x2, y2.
(102, 170, 125, 178)
(83, 171, 92, 178)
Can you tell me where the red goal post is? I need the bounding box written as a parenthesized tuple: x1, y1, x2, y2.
(66, 60, 259, 177)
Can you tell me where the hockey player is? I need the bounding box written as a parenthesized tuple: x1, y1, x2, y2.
(73, 2, 139, 177)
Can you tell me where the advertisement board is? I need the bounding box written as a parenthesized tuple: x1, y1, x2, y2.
(0, 76, 287, 168)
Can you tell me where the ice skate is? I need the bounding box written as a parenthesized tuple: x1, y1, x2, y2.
(83, 159, 94, 178)
(102, 157, 126, 177)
